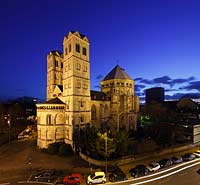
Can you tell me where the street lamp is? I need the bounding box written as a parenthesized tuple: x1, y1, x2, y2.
(5, 114, 11, 144)
(98, 132, 108, 175)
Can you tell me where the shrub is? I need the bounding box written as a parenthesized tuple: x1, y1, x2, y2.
(58, 143, 74, 156)
(47, 142, 60, 154)
(47, 142, 74, 156)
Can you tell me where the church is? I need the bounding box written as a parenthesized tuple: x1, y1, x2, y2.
(36, 31, 139, 148)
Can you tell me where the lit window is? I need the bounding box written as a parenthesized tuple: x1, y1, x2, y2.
(76, 44, 80, 53)
(82, 47, 87, 55)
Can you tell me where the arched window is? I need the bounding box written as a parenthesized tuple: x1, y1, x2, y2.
(76, 43, 80, 53)
(55, 113, 64, 124)
(91, 105, 97, 120)
(46, 114, 53, 125)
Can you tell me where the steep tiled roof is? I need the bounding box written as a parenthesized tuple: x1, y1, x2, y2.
(102, 65, 132, 81)
(70, 31, 86, 39)
(50, 50, 62, 57)
(39, 98, 65, 104)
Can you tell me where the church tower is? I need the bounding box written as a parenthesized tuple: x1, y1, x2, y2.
(62, 31, 91, 143)
(46, 51, 63, 100)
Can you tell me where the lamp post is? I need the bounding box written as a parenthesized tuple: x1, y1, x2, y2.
(5, 114, 11, 144)
(99, 132, 108, 175)
(8, 118, 10, 144)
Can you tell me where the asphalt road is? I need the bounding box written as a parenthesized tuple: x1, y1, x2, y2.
(109, 158, 200, 185)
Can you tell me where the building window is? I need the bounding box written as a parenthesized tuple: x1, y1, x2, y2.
(82, 47, 87, 56)
(55, 60, 59, 67)
(80, 116, 84, 122)
(65, 47, 67, 55)
(83, 83, 88, 90)
(61, 62, 63, 68)
(69, 44, 71, 53)
(76, 63, 81, 70)
(91, 105, 96, 120)
(76, 80, 81, 88)
(76, 44, 80, 53)
(83, 65, 87, 72)
(47, 114, 53, 125)
(79, 101, 85, 108)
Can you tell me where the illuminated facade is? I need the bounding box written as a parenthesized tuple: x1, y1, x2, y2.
(36, 31, 139, 148)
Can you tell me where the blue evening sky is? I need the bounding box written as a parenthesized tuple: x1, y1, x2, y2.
(0, 0, 200, 101)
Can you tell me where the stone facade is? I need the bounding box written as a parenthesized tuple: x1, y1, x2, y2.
(37, 31, 139, 148)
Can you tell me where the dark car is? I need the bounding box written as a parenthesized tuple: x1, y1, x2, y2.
(171, 156, 183, 164)
(129, 164, 148, 178)
(159, 158, 173, 168)
(63, 173, 82, 185)
(107, 165, 121, 172)
(34, 170, 55, 182)
(182, 153, 196, 161)
(109, 168, 127, 182)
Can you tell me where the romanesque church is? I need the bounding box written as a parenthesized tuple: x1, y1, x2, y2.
(36, 31, 139, 148)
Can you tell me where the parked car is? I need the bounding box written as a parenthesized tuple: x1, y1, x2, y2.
(107, 165, 120, 172)
(158, 158, 173, 168)
(109, 168, 127, 182)
(147, 162, 160, 172)
(182, 153, 196, 161)
(129, 164, 148, 178)
(171, 156, 183, 164)
(193, 150, 200, 157)
(34, 169, 55, 182)
(86, 172, 106, 184)
(63, 173, 82, 185)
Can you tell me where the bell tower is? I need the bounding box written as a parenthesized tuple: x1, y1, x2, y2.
(62, 31, 91, 143)
(46, 51, 63, 100)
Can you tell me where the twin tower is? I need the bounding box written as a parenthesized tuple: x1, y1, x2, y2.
(37, 31, 139, 148)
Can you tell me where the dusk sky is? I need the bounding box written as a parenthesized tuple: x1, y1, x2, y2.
(1, 0, 200, 101)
